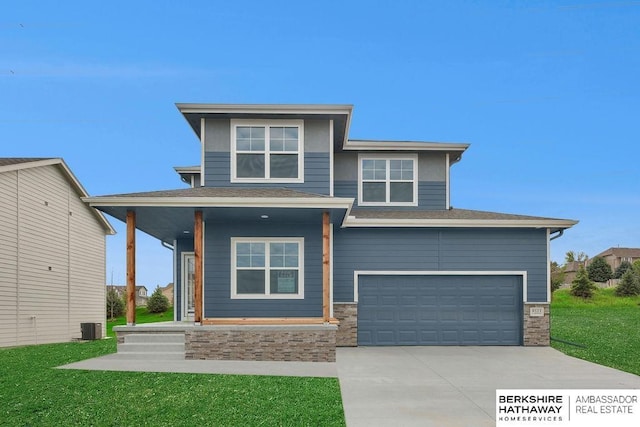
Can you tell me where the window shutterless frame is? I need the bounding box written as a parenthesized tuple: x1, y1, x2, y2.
(230, 237, 305, 299)
(358, 153, 418, 206)
(230, 119, 304, 183)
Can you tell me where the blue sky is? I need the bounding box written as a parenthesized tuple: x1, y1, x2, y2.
(3, 1, 639, 290)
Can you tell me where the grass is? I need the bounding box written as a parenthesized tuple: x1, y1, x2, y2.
(106, 306, 175, 337)
(0, 307, 345, 426)
(551, 288, 640, 376)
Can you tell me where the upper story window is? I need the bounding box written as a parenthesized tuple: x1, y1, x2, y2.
(358, 154, 418, 206)
(231, 120, 304, 183)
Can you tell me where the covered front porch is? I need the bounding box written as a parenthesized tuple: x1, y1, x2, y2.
(86, 187, 352, 361)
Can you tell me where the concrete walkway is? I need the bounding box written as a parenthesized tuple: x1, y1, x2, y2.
(59, 346, 640, 426)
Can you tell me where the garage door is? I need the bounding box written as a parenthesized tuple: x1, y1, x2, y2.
(358, 275, 523, 346)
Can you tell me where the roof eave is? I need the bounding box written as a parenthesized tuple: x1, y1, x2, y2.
(83, 196, 355, 210)
(344, 140, 470, 152)
(343, 217, 578, 229)
(176, 103, 354, 115)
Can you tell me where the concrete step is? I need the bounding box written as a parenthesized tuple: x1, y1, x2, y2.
(113, 351, 186, 361)
(124, 333, 185, 344)
(119, 342, 185, 353)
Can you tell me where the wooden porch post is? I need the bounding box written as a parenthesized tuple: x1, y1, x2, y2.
(194, 210, 203, 324)
(126, 210, 136, 325)
(322, 211, 330, 322)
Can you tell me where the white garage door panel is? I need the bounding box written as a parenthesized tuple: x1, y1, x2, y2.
(358, 275, 523, 346)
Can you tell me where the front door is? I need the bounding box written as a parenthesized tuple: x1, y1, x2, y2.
(181, 252, 195, 321)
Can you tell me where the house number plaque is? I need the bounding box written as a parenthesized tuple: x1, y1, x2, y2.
(529, 307, 544, 317)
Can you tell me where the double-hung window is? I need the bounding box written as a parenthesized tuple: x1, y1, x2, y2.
(231, 120, 304, 182)
(231, 238, 304, 299)
(358, 154, 418, 206)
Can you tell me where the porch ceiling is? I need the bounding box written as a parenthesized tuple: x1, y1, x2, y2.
(96, 205, 348, 243)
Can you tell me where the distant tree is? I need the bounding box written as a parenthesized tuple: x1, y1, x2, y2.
(565, 251, 588, 264)
(615, 269, 640, 297)
(550, 261, 565, 292)
(613, 261, 633, 279)
(147, 287, 170, 314)
(586, 257, 612, 283)
(570, 266, 596, 298)
(106, 288, 125, 319)
(633, 259, 640, 273)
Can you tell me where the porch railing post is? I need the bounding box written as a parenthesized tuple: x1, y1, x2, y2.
(194, 210, 203, 324)
(322, 211, 330, 322)
(126, 210, 136, 325)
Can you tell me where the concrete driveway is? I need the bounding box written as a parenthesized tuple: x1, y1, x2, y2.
(336, 346, 640, 427)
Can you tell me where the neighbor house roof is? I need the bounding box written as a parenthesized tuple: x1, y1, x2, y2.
(0, 157, 115, 235)
(344, 208, 578, 231)
(594, 247, 640, 259)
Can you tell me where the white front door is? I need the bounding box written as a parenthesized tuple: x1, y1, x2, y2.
(181, 252, 195, 321)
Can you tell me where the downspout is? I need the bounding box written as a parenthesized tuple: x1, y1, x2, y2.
(550, 229, 564, 241)
(161, 241, 174, 250)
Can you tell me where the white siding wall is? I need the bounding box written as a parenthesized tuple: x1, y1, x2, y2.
(0, 172, 18, 347)
(69, 186, 107, 339)
(0, 164, 107, 347)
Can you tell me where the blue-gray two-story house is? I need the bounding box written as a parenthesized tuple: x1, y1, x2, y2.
(86, 103, 577, 362)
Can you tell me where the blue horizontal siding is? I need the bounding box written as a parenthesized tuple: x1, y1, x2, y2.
(203, 222, 323, 318)
(333, 180, 446, 209)
(333, 228, 548, 302)
(204, 152, 330, 195)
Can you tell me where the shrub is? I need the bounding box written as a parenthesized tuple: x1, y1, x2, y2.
(615, 269, 640, 297)
(587, 256, 612, 283)
(614, 261, 633, 279)
(147, 287, 170, 313)
(550, 261, 565, 292)
(570, 266, 596, 298)
(106, 288, 125, 319)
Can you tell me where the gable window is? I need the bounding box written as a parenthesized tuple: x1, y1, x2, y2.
(358, 154, 418, 206)
(231, 120, 304, 182)
(231, 237, 304, 299)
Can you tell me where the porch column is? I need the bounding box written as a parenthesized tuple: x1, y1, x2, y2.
(322, 211, 330, 322)
(126, 210, 136, 325)
(194, 210, 203, 324)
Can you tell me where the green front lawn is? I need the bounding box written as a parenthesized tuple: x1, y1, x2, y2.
(107, 306, 175, 337)
(551, 288, 640, 376)
(0, 307, 345, 426)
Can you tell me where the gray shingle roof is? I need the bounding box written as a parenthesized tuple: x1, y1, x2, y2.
(349, 208, 567, 222)
(0, 157, 54, 167)
(94, 186, 332, 199)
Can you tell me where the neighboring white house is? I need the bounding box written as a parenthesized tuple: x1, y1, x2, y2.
(0, 158, 115, 347)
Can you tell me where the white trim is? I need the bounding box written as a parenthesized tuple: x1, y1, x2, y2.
(329, 119, 334, 197)
(343, 217, 577, 229)
(353, 270, 528, 303)
(345, 139, 469, 152)
(546, 228, 551, 304)
(231, 237, 305, 300)
(200, 118, 205, 187)
(173, 239, 178, 322)
(230, 119, 304, 183)
(357, 153, 418, 207)
(177, 103, 353, 116)
(445, 153, 450, 209)
(329, 223, 334, 318)
(181, 252, 195, 321)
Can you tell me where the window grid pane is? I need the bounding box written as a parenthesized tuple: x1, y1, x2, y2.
(235, 240, 301, 297)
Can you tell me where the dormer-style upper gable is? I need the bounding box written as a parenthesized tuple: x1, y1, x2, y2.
(177, 103, 353, 195)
